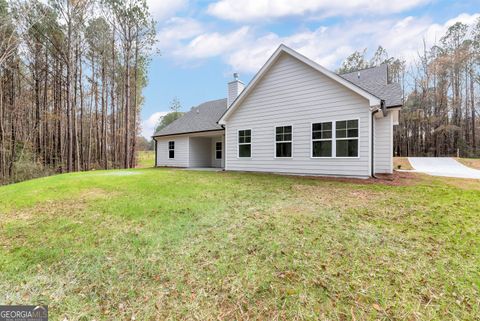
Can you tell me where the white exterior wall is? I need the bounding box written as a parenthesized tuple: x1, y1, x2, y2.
(156, 136, 189, 167)
(374, 111, 393, 173)
(224, 53, 372, 177)
(189, 137, 212, 167)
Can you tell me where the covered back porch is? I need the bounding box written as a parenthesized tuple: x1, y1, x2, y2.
(188, 130, 224, 169)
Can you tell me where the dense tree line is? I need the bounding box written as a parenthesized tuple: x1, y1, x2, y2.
(340, 20, 480, 157)
(0, 0, 155, 184)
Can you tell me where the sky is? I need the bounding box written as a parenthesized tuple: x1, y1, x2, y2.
(141, 0, 480, 138)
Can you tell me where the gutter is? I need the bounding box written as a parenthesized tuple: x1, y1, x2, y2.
(152, 128, 224, 138)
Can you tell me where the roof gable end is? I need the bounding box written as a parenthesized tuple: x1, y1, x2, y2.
(218, 44, 382, 125)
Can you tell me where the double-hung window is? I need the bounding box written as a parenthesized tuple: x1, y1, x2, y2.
(215, 142, 222, 159)
(275, 126, 292, 158)
(335, 120, 359, 157)
(168, 141, 175, 158)
(312, 122, 332, 157)
(238, 130, 251, 157)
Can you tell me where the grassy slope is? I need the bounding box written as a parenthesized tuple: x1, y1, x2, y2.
(0, 169, 479, 320)
(393, 157, 414, 170)
(457, 158, 480, 170)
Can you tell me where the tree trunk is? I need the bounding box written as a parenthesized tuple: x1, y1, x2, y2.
(124, 38, 131, 169)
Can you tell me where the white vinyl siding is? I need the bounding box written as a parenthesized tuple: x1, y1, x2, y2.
(225, 52, 371, 177)
(374, 112, 394, 173)
(156, 136, 189, 167)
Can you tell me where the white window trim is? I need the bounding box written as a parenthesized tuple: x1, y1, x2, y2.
(334, 118, 360, 159)
(274, 124, 293, 159)
(168, 141, 175, 159)
(215, 140, 222, 160)
(237, 128, 252, 158)
(310, 118, 360, 159)
(310, 121, 333, 158)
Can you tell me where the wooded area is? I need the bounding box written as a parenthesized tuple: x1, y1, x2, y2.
(0, 0, 155, 184)
(339, 20, 480, 158)
(1, 1, 480, 185)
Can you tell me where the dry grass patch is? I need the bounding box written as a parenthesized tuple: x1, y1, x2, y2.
(457, 157, 480, 170)
(394, 157, 414, 170)
(1, 188, 113, 222)
(292, 184, 384, 211)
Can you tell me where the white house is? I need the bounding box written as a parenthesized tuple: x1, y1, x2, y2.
(153, 45, 402, 178)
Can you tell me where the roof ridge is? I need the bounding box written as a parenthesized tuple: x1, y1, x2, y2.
(338, 63, 387, 75)
(197, 97, 227, 105)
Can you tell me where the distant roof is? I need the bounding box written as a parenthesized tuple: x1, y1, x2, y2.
(339, 64, 403, 108)
(153, 98, 227, 137)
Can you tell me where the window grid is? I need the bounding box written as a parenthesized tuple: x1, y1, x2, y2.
(312, 122, 333, 157)
(275, 126, 292, 158)
(216, 142, 222, 159)
(335, 120, 359, 158)
(168, 141, 175, 159)
(238, 129, 251, 158)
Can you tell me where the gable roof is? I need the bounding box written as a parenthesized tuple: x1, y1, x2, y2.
(218, 44, 383, 125)
(153, 98, 227, 137)
(152, 45, 403, 137)
(339, 65, 402, 108)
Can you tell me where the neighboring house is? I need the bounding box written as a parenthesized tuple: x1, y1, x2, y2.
(153, 45, 402, 178)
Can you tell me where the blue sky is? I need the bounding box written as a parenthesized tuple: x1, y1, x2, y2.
(141, 0, 480, 137)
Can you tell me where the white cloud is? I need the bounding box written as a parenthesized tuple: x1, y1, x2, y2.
(156, 12, 480, 75)
(157, 17, 205, 53)
(207, 0, 432, 22)
(225, 12, 480, 73)
(376, 13, 480, 62)
(173, 26, 251, 59)
(147, 0, 187, 20)
(141, 111, 169, 138)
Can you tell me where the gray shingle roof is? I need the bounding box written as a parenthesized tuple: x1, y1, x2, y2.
(153, 98, 227, 137)
(339, 64, 403, 108)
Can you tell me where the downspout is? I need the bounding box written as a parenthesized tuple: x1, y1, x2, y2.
(220, 124, 226, 171)
(371, 100, 385, 178)
(371, 111, 376, 178)
(154, 138, 157, 167)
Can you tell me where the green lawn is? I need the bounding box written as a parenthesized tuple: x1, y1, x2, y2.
(0, 168, 479, 320)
